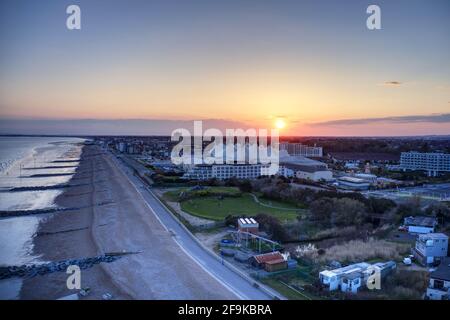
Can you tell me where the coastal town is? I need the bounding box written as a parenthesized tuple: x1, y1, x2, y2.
(88, 135, 450, 300)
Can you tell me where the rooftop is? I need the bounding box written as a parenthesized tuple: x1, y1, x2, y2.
(253, 251, 284, 264)
(338, 176, 368, 184)
(404, 216, 438, 227)
(430, 258, 450, 281)
(419, 233, 448, 240)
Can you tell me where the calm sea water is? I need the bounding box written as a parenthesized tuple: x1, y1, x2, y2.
(0, 136, 85, 299)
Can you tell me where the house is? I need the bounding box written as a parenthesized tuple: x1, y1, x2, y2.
(404, 216, 438, 234)
(238, 218, 259, 234)
(340, 272, 363, 294)
(319, 262, 370, 292)
(319, 261, 396, 294)
(426, 257, 450, 300)
(413, 233, 449, 266)
(250, 251, 287, 272)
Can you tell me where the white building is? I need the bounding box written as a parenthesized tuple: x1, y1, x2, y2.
(413, 233, 448, 266)
(182, 165, 213, 180)
(319, 261, 396, 294)
(279, 152, 333, 181)
(282, 163, 333, 181)
(337, 176, 371, 190)
(280, 142, 323, 157)
(183, 164, 270, 180)
(426, 258, 450, 300)
(403, 216, 438, 234)
(400, 152, 450, 177)
(212, 164, 266, 180)
(354, 173, 378, 184)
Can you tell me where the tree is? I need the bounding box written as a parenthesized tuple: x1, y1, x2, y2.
(396, 197, 423, 219)
(238, 180, 252, 193)
(255, 214, 289, 242)
(309, 197, 334, 222)
(330, 198, 367, 226)
(367, 197, 397, 214)
(426, 202, 450, 222)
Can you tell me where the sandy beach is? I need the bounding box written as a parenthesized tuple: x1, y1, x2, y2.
(20, 144, 237, 300)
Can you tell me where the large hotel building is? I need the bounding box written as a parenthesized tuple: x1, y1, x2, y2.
(400, 152, 450, 176)
(280, 142, 323, 157)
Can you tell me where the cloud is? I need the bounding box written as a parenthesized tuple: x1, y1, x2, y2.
(310, 113, 450, 126)
(382, 81, 402, 86)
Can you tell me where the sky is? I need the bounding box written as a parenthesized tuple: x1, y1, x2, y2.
(0, 0, 449, 136)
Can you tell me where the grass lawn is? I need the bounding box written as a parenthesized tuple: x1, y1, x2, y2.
(260, 278, 312, 300)
(180, 193, 300, 221)
(256, 196, 307, 210)
(163, 186, 240, 201)
(260, 266, 321, 300)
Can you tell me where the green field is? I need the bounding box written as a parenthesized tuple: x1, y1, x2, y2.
(180, 193, 300, 221)
(259, 266, 320, 300)
(163, 186, 241, 201)
(260, 278, 312, 300)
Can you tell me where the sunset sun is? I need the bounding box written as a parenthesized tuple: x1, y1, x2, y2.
(275, 118, 286, 129)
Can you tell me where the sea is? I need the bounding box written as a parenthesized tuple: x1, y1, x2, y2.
(0, 136, 85, 299)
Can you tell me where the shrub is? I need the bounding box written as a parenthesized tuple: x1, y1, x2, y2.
(317, 238, 409, 264)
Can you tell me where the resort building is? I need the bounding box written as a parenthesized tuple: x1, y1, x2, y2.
(281, 163, 333, 181)
(280, 142, 323, 157)
(279, 151, 333, 181)
(400, 152, 450, 177)
(183, 164, 270, 180)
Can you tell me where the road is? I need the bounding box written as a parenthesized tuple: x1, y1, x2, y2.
(110, 152, 279, 300)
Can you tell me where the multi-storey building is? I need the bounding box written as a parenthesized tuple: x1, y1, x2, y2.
(400, 152, 450, 177)
(183, 164, 270, 180)
(280, 142, 323, 157)
(413, 233, 448, 266)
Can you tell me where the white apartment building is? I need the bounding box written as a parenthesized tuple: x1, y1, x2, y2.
(212, 164, 266, 180)
(280, 142, 323, 157)
(400, 152, 450, 177)
(183, 164, 270, 180)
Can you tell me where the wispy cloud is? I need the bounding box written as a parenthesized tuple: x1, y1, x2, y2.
(311, 113, 450, 126)
(382, 81, 403, 86)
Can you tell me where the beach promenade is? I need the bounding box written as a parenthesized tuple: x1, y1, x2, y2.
(20, 145, 240, 299)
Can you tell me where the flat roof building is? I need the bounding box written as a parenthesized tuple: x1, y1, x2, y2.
(400, 152, 450, 177)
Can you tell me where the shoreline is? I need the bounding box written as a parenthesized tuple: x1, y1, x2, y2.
(19, 144, 238, 300)
(20, 144, 128, 300)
